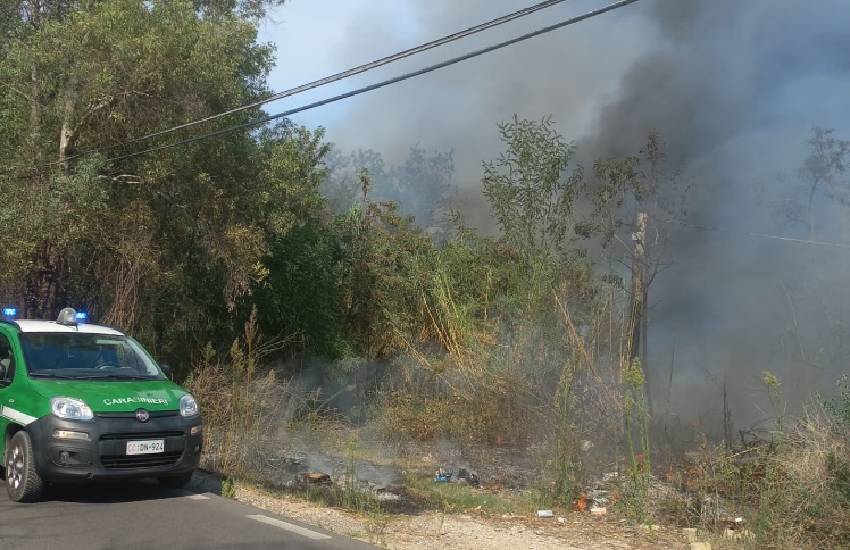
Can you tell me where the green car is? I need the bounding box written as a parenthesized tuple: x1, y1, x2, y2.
(0, 307, 202, 502)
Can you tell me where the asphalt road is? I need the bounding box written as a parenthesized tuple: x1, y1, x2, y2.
(0, 481, 379, 550)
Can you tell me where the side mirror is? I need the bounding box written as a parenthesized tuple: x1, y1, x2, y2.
(160, 363, 173, 379)
(0, 363, 7, 385)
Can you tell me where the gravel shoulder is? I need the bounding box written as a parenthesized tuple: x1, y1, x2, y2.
(232, 482, 690, 550)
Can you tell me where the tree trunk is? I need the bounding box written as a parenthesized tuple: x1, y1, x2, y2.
(807, 182, 818, 240)
(25, 89, 75, 317)
(25, 241, 64, 319)
(58, 94, 76, 170)
(27, 1, 42, 193)
(623, 212, 648, 371)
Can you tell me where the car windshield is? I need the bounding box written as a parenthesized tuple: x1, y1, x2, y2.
(20, 333, 164, 380)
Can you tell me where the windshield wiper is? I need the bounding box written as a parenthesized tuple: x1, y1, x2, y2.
(29, 372, 157, 380)
(78, 373, 158, 381)
(30, 373, 132, 380)
(28, 372, 82, 380)
(30, 372, 121, 380)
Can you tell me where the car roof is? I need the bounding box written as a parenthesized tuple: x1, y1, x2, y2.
(12, 320, 124, 336)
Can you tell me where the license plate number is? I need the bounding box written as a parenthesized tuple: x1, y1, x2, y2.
(126, 440, 165, 455)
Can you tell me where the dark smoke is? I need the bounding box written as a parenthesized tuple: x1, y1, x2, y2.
(584, 0, 850, 429)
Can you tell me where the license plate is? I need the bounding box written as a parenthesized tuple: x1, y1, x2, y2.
(126, 440, 165, 455)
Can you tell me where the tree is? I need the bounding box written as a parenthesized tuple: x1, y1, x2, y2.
(0, 1, 328, 367)
(0, 0, 276, 315)
(335, 195, 432, 359)
(482, 115, 579, 255)
(799, 127, 850, 239)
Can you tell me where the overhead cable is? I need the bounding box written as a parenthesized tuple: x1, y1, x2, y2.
(105, 0, 642, 164)
(122, 0, 576, 146)
(11, 0, 575, 174)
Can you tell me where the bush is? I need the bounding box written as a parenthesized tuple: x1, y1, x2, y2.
(677, 408, 850, 547)
(375, 375, 535, 449)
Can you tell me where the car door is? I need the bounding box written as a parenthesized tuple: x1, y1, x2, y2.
(0, 328, 18, 459)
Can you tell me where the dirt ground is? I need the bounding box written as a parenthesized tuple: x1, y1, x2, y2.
(233, 483, 695, 550)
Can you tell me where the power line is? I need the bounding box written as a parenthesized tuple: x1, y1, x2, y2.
(105, 0, 642, 164)
(122, 0, 575, 146)
(661, 218, 850, 249)
(744, 231, 850, 249)
(4, 0, 574, 175)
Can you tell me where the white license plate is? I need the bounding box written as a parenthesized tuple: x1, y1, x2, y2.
(126, 440, 165, 455)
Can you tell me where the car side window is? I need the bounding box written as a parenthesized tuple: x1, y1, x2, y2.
(0, 333, 15, 386)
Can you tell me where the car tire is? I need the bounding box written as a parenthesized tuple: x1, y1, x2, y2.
(158, 470, 194, 489)
(6, 431, 44, 502)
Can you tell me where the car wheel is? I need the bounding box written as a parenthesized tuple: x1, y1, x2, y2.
(6, 431, 44, 502)
(158, 470, 194, 489)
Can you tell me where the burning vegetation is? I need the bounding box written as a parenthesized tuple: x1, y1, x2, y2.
(186, 121, 850, 549)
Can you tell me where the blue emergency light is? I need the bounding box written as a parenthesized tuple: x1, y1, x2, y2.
(2, 307, 17, 318)
(74, 312, 88, 323)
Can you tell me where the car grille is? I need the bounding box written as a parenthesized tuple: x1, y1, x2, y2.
(101, 451, 183, 469)
(96, 410, 179, 419)
(100, 431, 184, 441)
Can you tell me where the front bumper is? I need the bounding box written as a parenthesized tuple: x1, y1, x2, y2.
(27, 411, 202, 482)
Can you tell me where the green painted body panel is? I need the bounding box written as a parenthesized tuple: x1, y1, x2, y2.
(0, 323, 190, 460)
(28, 379, 185, 413)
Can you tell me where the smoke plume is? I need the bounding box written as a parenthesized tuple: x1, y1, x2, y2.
(270, 0, 850, 429)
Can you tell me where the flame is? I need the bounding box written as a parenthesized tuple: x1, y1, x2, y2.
(573, 492, 590, 512)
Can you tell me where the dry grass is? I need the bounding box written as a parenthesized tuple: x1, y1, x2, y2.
(657, 403, 850, 548)
(755, 405, 850, 547)
(187, 309, 294, 477)
(187, 309, 850, 548)
(374, 377, 537, 449)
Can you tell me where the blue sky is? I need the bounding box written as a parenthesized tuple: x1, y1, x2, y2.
(258, 0, 420, 133)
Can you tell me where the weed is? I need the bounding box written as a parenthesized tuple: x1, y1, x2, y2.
(221, 477, 236, 499)
(826, 375, 850, 427)
(622, 358, 651, 523)
(403, 474, 541, 515)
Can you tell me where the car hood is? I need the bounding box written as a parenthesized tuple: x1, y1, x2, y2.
(30, 379, 187, 413)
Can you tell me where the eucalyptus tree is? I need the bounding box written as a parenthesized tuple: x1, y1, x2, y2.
(0, 0, 324, 365)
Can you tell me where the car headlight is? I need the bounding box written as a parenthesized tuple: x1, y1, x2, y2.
(51, 397, 93, 421)
(180, 394, 199, 417)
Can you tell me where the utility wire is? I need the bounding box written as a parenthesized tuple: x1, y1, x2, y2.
(3, 0, 574, 175)
(104, 0, 642, 164)
(660, 218, 850, 249)
(123, 0, 574, 145)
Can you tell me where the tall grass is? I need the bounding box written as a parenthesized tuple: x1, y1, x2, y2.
(186, 284, 850, 549)
(660, 396, 850, 548)
(186, 308, 290, 477)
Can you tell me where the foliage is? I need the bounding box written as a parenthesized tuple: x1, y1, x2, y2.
(255, 221, 345, 357)
(622, 358, 652, 522)
(799, 127, 850, 230)
(221, 477, 236, 499)
(482, 115, 577, 254)
(826, 375, 850, 427)
(0, 1, 331, 368)
(662, 400, 850, 548)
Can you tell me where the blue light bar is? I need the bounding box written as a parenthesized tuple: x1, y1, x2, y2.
(2, 307, 17, 318)
(74, 312, 88, 323)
